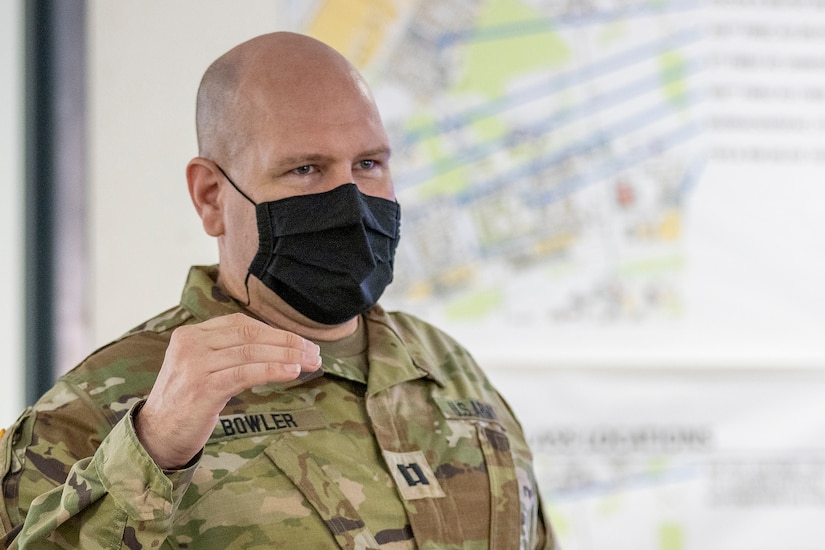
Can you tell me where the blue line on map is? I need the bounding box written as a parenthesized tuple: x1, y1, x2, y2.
(400, 114, 701, 225)
(543, 462, 702, 503)
(401, 26, 703, 147)
(677, 151, 707, 198)
(438, 0, 702, 48)
(531, 122, 702, 207)
(441, 94, 702, 205)
(470, 105, 698, 204)
(395, 59, 703, 190)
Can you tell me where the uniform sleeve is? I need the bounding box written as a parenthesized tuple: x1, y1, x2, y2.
(0, 396, 196, 549)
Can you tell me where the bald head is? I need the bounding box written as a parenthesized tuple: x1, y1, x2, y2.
(195, 32, 378, 164)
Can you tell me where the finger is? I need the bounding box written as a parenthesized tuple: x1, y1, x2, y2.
(208, 361, 307, 395)
(170, 314, 321, 367)
(204, 342, 322, 374)
(201, 314, 320, 358)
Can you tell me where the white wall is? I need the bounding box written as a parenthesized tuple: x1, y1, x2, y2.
(87, 1, 295, 351)
(0, 1, 24, 429)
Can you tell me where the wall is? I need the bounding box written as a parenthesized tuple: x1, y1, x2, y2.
(87, 1, 295, 350)
(0, 1, 24, 428)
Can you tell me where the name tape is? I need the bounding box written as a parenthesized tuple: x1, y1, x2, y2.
(434, 398, 499, 423)
(211, 409, 326, 441)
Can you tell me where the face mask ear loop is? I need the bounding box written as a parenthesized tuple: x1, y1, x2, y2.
(214, 162, 256, 306)
(241, 271, 253, 307)
(214, 163, 256, 205)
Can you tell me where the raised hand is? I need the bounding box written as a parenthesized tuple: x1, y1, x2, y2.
(134, 313, 322, 469)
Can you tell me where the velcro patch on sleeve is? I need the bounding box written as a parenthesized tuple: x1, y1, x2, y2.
(382, 450, 446, 501)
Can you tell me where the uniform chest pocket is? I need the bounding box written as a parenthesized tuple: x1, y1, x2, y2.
(265, 437, 382, 550)
(170, 407, 383, 550)
(172, 434, 381, 550)
(422, 398, 525, 548)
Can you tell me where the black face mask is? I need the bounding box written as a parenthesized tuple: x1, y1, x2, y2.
(217, 165, 401, 325)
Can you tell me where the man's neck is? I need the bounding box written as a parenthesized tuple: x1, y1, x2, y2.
(249, 302, 360, 342)
(219, 272, 360, 342)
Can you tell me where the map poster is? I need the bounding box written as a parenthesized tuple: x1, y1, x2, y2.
(289, 0, 825, 368)
(286, 0, 825, 547)
(490, 368, 825, 550)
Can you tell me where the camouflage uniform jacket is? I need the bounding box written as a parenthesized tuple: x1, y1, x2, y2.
(0, 266, 553, 549)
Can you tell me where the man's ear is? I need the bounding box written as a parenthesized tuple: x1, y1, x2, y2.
(187, 157, 225, 237)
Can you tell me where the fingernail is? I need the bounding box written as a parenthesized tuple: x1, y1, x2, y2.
(285, 364, 301, 373)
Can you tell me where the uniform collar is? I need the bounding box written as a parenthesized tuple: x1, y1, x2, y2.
(363, 305, 447, 393)
(179, 265, 244, 322)
(179, 266, 319, 391)
(179, 266, 446, 391)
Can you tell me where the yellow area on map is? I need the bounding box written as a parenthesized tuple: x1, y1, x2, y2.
(659, 51, 689, 107)
(307, 0, 404, 68)
(659, 523, 685, 550)
(457, 0, 571, 98)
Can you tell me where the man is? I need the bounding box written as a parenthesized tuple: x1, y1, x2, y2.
(0, 32, 554, 549)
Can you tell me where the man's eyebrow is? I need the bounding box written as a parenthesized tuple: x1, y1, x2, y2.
(359, 146, 392, 159)
(275, 147, 392, 168)
(276, 153, 334, 168)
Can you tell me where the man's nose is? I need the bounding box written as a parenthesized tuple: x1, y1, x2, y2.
(323, 164, 355, 189)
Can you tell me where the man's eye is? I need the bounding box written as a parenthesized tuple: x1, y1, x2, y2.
(359, 160, 376, 169)
(293, 165, 313, 175)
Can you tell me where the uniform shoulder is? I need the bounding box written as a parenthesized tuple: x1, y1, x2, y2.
(58, 304, 194, 424)
(371, 307, 489, 381)
(378, 308, 464, 349)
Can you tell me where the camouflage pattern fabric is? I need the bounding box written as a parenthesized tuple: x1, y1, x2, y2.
(0, 266, 555, 549)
